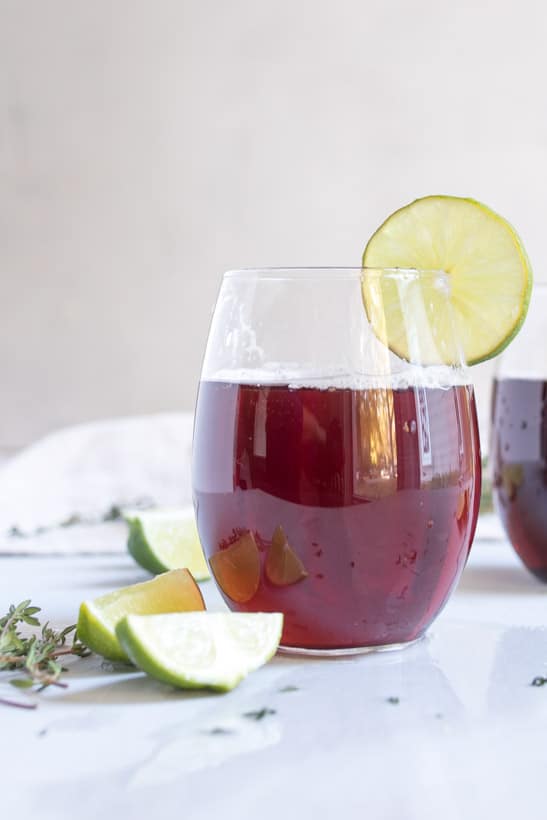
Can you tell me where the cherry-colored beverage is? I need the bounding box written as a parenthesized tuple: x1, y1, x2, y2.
(193, 380, 481, 650)
(491, 377, 547, 581)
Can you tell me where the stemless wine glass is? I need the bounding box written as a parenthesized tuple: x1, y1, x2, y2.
(192, 269, 481, 654)
(490, 282, 547, 581)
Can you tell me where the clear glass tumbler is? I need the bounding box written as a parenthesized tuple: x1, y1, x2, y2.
(490, 283, 547, 581)
(192, 269, 481, 654)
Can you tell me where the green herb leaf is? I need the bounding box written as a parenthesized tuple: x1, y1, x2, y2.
(243, 707, 276, 721)
(9, 678, 35, 689)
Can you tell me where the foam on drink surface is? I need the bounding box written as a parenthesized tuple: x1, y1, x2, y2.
(209, 363, 470, 390)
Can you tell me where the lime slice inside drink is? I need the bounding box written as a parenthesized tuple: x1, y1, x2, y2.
(362, 195, 532, 365)
(77, 569, 205, 662)
(209, 532, 261, 603)
(115, 612, 284, 691)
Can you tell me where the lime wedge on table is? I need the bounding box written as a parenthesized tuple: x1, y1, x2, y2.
(77, 569, 205, 662)
(362, 195, 532, 365)
(126, 508, 211, 580)
(116, 612, 284, 692)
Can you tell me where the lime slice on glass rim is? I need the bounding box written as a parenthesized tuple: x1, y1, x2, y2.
(116, 612, 284, 692)
(125, 507, 211, 580)
(362, 195, 533, 365)
(77, 569, 205, 662)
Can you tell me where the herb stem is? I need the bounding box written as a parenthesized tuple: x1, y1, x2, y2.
(0, 696, 37, 710)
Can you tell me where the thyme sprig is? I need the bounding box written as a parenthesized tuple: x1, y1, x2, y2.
(0, 600, 90, 704)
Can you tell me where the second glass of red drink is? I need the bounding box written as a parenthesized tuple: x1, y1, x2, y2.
(192, 269, 481, 654)
(491, 282, 547, 581)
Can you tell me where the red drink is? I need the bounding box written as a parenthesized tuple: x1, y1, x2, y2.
(491, 377, 547, 581)
(193, 380, 481, 650)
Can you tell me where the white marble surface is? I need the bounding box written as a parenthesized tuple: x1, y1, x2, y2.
(2, 525, 546, 820)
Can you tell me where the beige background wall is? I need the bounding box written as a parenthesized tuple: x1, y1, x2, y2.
(1, 0, 546, 450)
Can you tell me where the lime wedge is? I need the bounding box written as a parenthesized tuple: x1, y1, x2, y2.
(125, 508, 210, 580)
(209, 532, 261, 603)
(362, 195, 532, 365)
(77, 569, 205, 662)
(265, 526, 308, 586)
(116, 612, 284, 692)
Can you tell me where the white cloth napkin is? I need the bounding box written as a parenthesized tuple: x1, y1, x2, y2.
(0, 414, 194, 554)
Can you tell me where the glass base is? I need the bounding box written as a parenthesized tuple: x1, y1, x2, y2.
(278, 634, 425, 658)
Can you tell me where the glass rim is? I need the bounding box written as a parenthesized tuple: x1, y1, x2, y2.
(223, 267, 448, 282)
